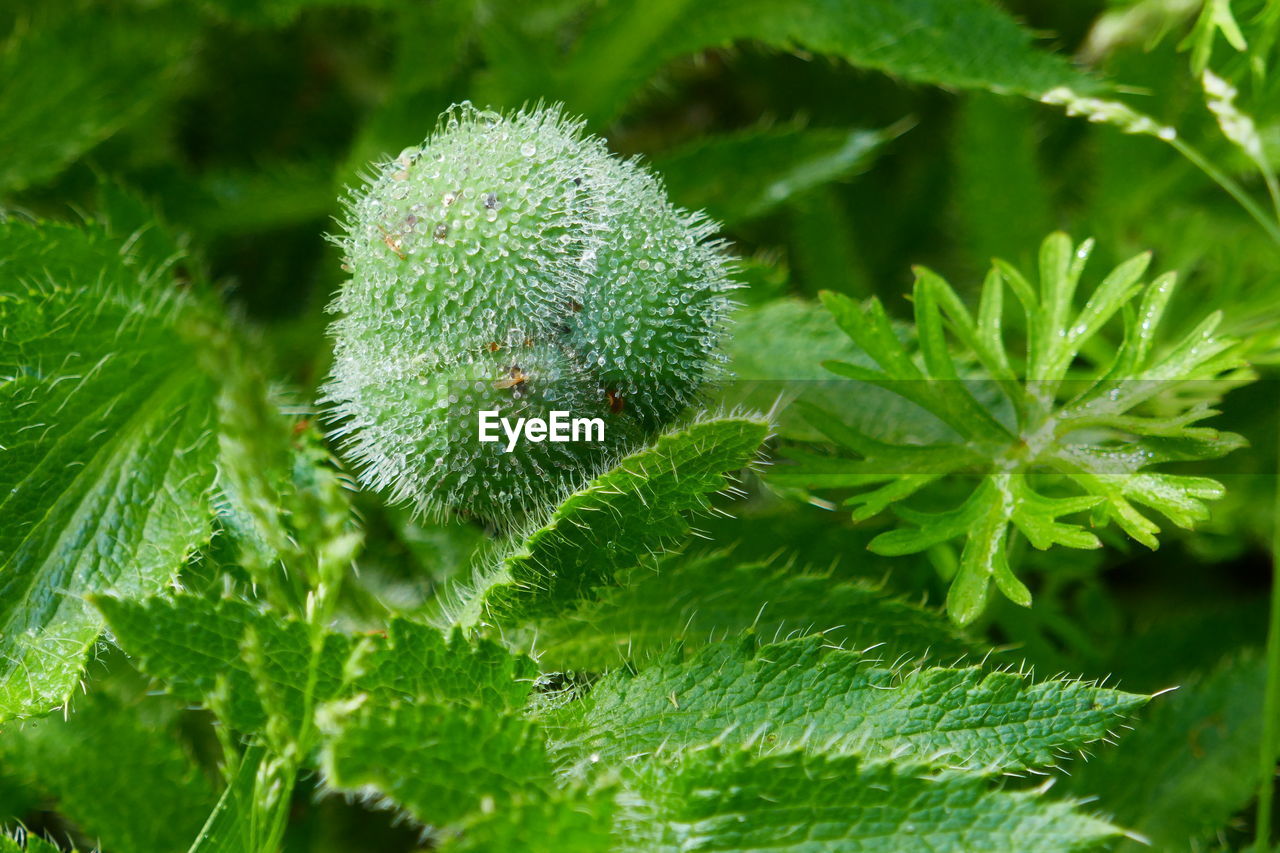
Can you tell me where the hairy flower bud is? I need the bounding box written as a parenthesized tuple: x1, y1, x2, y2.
(323, 104, 734, 521)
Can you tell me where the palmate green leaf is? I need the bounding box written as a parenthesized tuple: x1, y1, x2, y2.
(0, 3, 192, 194)
(531, 551, 978, 671)
(548, 633, 1147, 776)
(726, 299, 873, 383)
(656, 124, 901, 226)
(443, 415, 769, 629)
(505, 0, 1099, 123)
(620, 747, 1123, 853)
(0, 221, 218, 722)
(776, 233, 1251, 623)
(1182, 0, 1248, 73)
(1067, 652, 1266, 851)
(0, 691, 216, 853)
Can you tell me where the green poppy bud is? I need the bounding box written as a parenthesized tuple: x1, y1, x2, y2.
(324, 103, 733, 522)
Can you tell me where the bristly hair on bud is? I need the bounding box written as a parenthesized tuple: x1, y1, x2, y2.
(322, 103, 736, 524)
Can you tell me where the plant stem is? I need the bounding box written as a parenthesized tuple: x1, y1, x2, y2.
(1168, 137, 1280, 246)
(1258, 406, 1280, 848)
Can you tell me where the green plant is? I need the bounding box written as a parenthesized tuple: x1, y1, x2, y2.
(774, 233, 1251, 624)
(2, 2, 1280, 852)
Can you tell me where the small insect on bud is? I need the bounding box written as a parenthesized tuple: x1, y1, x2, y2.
(323, 103, 733, 523)
(493, 366, 527, 390)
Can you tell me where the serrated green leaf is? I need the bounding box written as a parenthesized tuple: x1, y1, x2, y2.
(318, 696, 550, 831)
(619, 747, 1123, 852)
(0, 4, 191, 194)
(532, 551, 978, 671)
(549, 633, 1147, 775)
(202, 316, 361, 614)
(352, 618, 538, 711)
(0, 691, 216, 853)
(93, 594, 355, 735)
(0, 221, 218, 721)
(94, 178, 192, 280)
(96, 592, 535, 738)
(444, 415, 769, 628)
(530, 0, 1099, 123)
(436, 781, 617, 853)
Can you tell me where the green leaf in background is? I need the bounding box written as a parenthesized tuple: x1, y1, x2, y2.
(656, 124, 903, 225)
(171, 160, 338, 238)
(0, 4, 192, 194)
(1067, 651, 1267, 851)
(0, 221, 218, 722)
(531, 550, 977, 671)
(518, 0, 1101, 122)
(619, 747, 1124, 852)
(786, 187, 873, 297)
(443, 415, 770, 628)
(549, 633, 1147, 775)
(722, 298, 951, 444)
(951, 93, 1053, 268)
(0, 690, 216, 853)
(202, 315, 361, 614)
